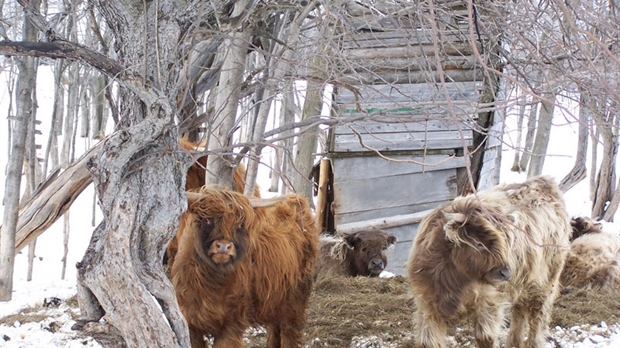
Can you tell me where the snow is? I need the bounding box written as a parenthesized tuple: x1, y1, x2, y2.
(2, 72, 620, 347)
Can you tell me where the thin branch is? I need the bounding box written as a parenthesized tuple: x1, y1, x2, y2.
(0, 40, 171, 113)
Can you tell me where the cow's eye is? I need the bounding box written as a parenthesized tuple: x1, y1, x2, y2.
(199, 218, 214, 233)
(474, 241, 486, 250)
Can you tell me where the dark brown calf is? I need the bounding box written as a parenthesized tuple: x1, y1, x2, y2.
(315, 229, 396, 278)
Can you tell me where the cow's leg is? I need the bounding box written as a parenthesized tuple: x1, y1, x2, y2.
(525, 286, 558, 348)
(213, 327, 245, 348)
(268, 323, 304, 348)
(189, 327, 207, 348)
(414, 306, 448, 348)
(506, 299, 528, 348)
(472, 295, 504, 348)
(266, 324, 282, 348)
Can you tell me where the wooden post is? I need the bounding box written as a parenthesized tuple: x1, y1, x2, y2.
(315, 158, 330, 233)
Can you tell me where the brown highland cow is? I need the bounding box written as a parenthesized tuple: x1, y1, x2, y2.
(165, 138, 259, 267)
(171, 187, 319, 348)
(407, 176, 571, 348)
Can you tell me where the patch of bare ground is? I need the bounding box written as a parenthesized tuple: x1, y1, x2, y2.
(246, 275, 620, 347)
(4, 276, 620, 347)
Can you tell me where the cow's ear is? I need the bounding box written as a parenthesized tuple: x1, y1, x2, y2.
(343, 234, 361, 249)
(386, 234, 397, 246)
(443, 211, 467, 244)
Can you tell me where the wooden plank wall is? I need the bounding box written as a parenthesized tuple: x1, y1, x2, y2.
(324, 1, 499, 275)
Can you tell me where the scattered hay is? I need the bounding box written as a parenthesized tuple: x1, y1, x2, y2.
(4, 276, 620, 347)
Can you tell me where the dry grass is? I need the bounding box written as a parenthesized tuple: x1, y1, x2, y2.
(248, 275, 620, 347)
(4, 277, 620, 347)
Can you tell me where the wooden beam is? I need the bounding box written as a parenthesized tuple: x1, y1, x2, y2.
(315, 159, 331, 232)
(336, 209, 434, 235)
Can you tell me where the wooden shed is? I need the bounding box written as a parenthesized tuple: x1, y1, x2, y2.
(314, 1, 504, 275)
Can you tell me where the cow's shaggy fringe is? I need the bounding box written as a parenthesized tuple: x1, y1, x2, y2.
(407, 176, 571, 348)
(171, 186, 319, 348)
(165, 139, 260, 267)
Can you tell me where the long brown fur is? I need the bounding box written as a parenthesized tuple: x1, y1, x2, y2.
(407, 176, 571, 348)
(314, 230, 397, 279)
(171, 187, 319, 348)
(561, 229, 620, 291)
(569, 216, 603, 242)
(165, 139, 261, 267)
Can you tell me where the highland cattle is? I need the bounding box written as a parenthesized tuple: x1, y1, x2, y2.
(171, 187, 319, 348)
(164, 138, 259, 267)
(314, 229, 396, 279)
(561, 218, 620, 291)
(407, 176, 571, 348)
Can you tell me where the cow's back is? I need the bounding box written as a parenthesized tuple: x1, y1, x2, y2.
(250, 194, 319, 322)
(561, 232, 620, 290)
(496, 176, 571, 287)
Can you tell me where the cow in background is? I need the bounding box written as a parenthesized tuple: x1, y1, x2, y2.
(164, 138, 260, 267)
(171, 187, 319, 348)
(569, 216, 603, 242)
(561, 217, 620, 291)
(407, 176, 571, 348)
(314, 229, 396, 279)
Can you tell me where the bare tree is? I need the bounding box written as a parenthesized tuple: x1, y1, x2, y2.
(0, 0, 325, 345)
(0, 0, 40, 301)
(559, 92, 590, 192)
(527, 86, 557, 177)
(1, 0, 619, 345)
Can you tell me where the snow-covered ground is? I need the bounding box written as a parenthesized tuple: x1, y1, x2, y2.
(2, 72, 620, 346)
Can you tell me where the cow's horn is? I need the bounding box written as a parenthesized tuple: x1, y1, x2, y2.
(249, 195, 289, 208)
(185, 191, 206, 203)
(443, 211, 467, 224)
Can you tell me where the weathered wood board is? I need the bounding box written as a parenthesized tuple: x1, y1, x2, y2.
(340, 56, 478, 74)
(322, 2, 501, 277)
(331, 130, 473, 153)
(335, 81, 483, 104)
(332, 166, 458, 221)
(383, 224, 420, 276)
(335, 69, 485, 85)
(332, 119, 476, 136)
(340, 29, 470, 49)
(331, 154, 465, 181)
(334, 199, 448, 226)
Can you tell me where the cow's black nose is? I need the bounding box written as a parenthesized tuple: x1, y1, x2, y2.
(371, 259, 384, 268)
(499, 268, 512, 281)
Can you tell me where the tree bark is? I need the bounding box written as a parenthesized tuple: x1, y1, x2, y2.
(279, 81, 297, 194)
(590, 128, 600, 201)
(292, 74, 322, 205)
(527, 88, 556, 177)
(244, 6, 317, 197)
(290, 19, 329, 204)
(13, 145, 96, 251)
(591, 112, 618, 220)
(0, 1, 39, 301)
(519, 99, 539, 172)
(0, 62, 31, 300)
(559, 92, 589, 192)
(205, 0, 254, 188)
(510, 95, 526, 173)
